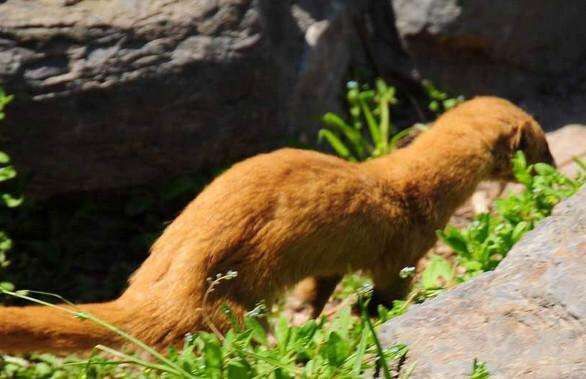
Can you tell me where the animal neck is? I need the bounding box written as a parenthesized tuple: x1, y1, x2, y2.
(365, 127, 495, 225)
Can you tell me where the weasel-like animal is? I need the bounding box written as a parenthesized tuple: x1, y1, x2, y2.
(0, 97, 554, 353)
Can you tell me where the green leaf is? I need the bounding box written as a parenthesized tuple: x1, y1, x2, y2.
(273, 368, 293, 379)
(429, 100, 439, 112)
(244, 317, 268, 345)
(201, 334, 223, 373)
(2, 193, 23, 208)
(375, 78, 388, 94)
(0, 90, 13, 113)
(358, 96, 380, 147)
(386, 300, 409, 319)
(0, 151, 10, 164)
(329, 306, 353, 340)
(351, 326, 368, 376)
(0, 233, 13, 252)
(511, 221, 529, 242)
(0, 166, 16, 182)
(226, 361, 250, 379)
(322, 112, 353, 132)
(443, 97, 464, 110)
(318, 129, 355, 161)
(469, 214, 490, 243)
(513, 151, 533, 186)
(322, 332, 350, 367)
(0, 282, 14, 291)
(421, 255, 454, 290)
(274, 315, 291, 353)
(534, 163, 556, 176)
(376, 79, 392, 149)
(470, 359, 491, 379)
(296, 319, 318, 342)
(389, 127, 414, 150)
(378, 98, 390, 151)
(437, 228, 469, 257)
(322, 112, 369, 157)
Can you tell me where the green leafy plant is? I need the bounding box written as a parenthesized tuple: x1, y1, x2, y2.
(422, 79, 465, 115)
(437, 152, 584, 282)
(319, 78, 464, 163)
(319, 79, 419, 162)
(0, 88, 12, 122)
(1, 283, 407, 379)
(0, 88, 20, 294)
(418, 255, 456, 297)
(390, 151, 584, 311)
(470, 359, 490, 379)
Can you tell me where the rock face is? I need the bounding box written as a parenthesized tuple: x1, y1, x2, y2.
(547, 125, 586, 178)
(391, 0, 586, 128)
(1, 0, 585, 197)
(0, 0, 372, 196)
(379, 188, 586, 379)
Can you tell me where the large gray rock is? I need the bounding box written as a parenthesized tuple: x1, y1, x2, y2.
(0, 0, 371, 197)
(379, 188, 586, 378)
(2, 0, 584, 197)
(391, 0, 586, 128)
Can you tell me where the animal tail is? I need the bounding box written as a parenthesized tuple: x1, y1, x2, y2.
(0, 300, 127, 354)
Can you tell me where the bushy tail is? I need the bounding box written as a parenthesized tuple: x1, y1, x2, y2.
(0, 301, 126, 354)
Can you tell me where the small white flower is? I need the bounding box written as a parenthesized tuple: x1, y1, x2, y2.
(246, 301, 266, 318)
(399, 266, 416, 279)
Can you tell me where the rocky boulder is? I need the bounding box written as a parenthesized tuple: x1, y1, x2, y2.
(0, 0, 375, 197)
(547, 124, 586, 178)
(379, 187, 586, 378)
(391, 0, 586, 128)
(1, 0, 585, 197)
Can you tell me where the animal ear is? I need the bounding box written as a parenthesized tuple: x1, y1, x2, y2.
(510, 121, 530, 152)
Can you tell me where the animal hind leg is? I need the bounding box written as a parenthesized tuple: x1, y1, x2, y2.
(292, 275, 342, 318)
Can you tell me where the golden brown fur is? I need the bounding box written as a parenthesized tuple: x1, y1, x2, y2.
(0, 97, 554, 353)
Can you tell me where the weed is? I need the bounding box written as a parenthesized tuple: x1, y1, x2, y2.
(319, 79, 423, 162)
(470, 359, 491, 379)
(0, 88, 21, 294)
(1, 284, 406, 378)
(436, 152, 585, 283)
(422, 79, 465, 116)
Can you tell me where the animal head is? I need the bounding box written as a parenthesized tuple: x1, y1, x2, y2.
(511, 119, 555, 166)
(433, 96, 555, 181)
(484, 99, 555, 181)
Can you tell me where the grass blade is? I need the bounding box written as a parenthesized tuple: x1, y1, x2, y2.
(318, 129, 355, 161)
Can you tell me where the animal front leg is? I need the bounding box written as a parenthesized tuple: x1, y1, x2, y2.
(291, 275, 342, 318)
(367, 270, 413, 316)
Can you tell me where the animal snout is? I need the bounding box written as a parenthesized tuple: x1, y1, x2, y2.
(542, 148, 556, 167)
